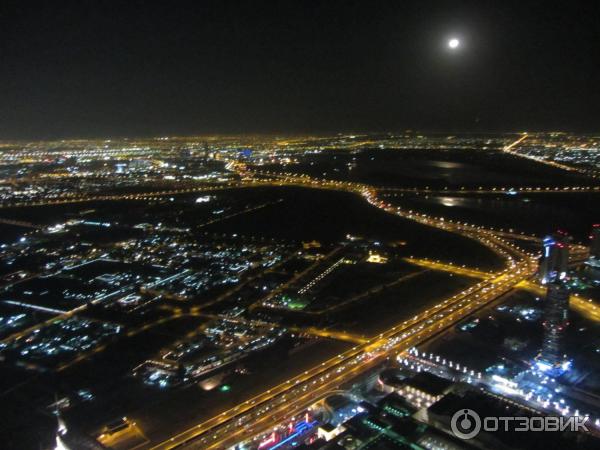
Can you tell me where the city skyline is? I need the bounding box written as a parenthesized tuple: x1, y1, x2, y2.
(1, 133, 600, 449)
(2, 2, 600, 450)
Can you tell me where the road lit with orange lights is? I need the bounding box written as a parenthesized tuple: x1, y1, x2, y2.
(150, 256, 535, 449)
(148, 172, 542, 450)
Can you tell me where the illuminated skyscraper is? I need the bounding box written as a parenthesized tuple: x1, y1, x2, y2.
(536, 232, 571, 374)
(590, 224, 600, 259)
(538, 233, 569, 284)
(585, 225, 600, 281)
(536, 282, 570, 373)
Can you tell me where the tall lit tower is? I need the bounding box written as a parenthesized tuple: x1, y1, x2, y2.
(536, 232, 571, 374)
(537, 282, 570, 373)
(538, 233, 569, 284)
(589, 224, 600, 259)
(585, 224, 600, 281)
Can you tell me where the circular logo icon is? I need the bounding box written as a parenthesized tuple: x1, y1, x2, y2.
(451, 409, 481, 440)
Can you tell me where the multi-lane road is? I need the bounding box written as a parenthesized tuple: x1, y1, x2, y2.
(147, 174, 540, 449)
(151, 257, 535, 449)
(3, 166, 586, 449)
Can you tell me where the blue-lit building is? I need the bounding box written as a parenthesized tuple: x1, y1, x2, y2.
(536, 233, 571, 375)
(585, 224, 600, 282)
(538, 233, 569, 285)
(536, 282, 571, 374)
(590, 224, 600, 259)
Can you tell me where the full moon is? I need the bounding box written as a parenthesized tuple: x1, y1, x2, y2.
(448, 38, 460, 49)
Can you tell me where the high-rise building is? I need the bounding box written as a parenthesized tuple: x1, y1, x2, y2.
(585, 225, 600, 282)
(536, 282, 570, 374)
(538, 233, 569, 284)
(590, 224, 600, 259)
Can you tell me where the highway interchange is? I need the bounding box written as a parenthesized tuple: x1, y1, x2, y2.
(2, 140, 598, 449)
(146, 168, 546, 449)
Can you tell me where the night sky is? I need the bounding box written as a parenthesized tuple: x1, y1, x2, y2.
(1, 0, 599, 138)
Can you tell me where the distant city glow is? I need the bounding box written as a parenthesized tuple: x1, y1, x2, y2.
(4, 133, 600, 449)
